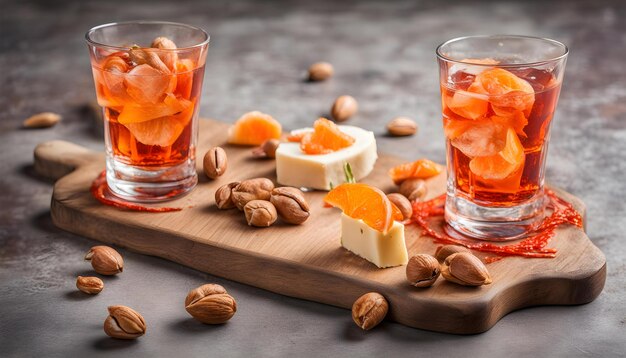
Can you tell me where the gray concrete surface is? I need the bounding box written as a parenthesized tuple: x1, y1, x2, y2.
(1, 0, 625, 357)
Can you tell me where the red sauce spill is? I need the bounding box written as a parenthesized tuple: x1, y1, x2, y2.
(411, 189, 583, 262)
(90, 171, 183, 212)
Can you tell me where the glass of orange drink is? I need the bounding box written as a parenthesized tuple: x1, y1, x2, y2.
(437, 35, 568, 240)
(86, 21, 209, 202)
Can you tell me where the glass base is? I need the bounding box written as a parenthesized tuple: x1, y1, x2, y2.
(106, 157, 197, 202)
(444, 192, 547, 241)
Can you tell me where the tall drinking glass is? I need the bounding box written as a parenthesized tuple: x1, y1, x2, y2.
(436, 35, 568, 240)
(86, 21, 209, 202)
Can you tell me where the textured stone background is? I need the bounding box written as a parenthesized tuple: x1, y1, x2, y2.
(1, 0, 625, 356)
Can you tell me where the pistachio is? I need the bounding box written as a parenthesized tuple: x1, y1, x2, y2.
(435, 245, 470, 262)
(244, 200, 278, 227)
(441, 252, 492, 286)
(215, 182, 240, 210)
(203, 147, 228, 179)
(387, 117, 418, 136)
(185, 284, 237, 324)
(399, 178, 427, 201)
(406, 254, 440, 288)
(270, 187, 310, 224)
(23, 112, 61, 128)
(331, 95, 358, 122)
(129, 46, 170, 73)
(252, 139, 280, 159)
(76, 276, 104, 294)
(386, 193, 412, 220)
(104, 305, 146, 339)
(85, 246, 123, 275)
(150, 36, 178, 71)
(351, 292, 388, 330)
(232, 178, 275, 210)
(308, 62, 334, 81)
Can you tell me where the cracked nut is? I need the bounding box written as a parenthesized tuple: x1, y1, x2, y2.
(435, 245, 470, 262)
(104, 305, 146, 339)
(232, 178, 275, 210)
(76, 276, 104, 294)
(308, 62, 334, 81)
(352, 292, 388, 331)
(23, 112, 61, 128)
(129, 45, 170, 73)
(406, 254, 440, 288)
(252, 139, 280, 159)
(150, 36, 178, 71)
(270, 187, 310, 224)
(215, 182, 240, 209)
(441, 252, 492, 286)
(387, 117, 418, 137)
(185, 284, 237, 324)
(203, 147, 228, 179)
(386, 193, 412, 220)
(85, 246, 123, 275)
(244, 200, 278, 227)
(331, 95, 358, 122)
(399, 178, 427, 201)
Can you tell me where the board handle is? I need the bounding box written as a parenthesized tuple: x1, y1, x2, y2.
(34, 140, 97, 181)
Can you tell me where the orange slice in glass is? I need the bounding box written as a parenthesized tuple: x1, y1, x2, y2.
(125, 100, 195, 147)
(389, 159, 442, 185)
(324, 183, 403, 234)
(228, 111, 282, 146)
(118, 94, 191, 124)
(446, 82, 490, 120)
(469, 127, 525, 180)
(300, 118, 355, 155)
(476, 68, 535, 114)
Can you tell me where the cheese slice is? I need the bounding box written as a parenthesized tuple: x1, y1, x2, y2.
(340, 213, 408, 268)
(276, 125, 377, 190)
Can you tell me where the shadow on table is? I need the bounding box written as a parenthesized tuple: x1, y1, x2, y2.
(92, 337, 139, 350)
(167, 317, 230, 334)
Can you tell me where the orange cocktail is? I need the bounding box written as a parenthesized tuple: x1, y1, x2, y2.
(86, 22, 209, 202)
(437, 36, 568, 240)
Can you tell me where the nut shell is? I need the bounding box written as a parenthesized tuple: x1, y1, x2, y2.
(215, 182, 240, 209)
(308, 62, 334, 81)
(386, 193, 412, 221)
(387, 117, 418, 136)
(252, 139, 281, 159)
(232, 178, 275, 210)
(270, 187, 310, 224)
(104, 305, 146, 339)
(85, 246, 123, 275)
(435, 245, 470, 262)
(244, 200, 278, 227)
(441, 252, 492, 286)
(399, 178, 427, 201)
(351, 292, 388, 330)
(76, 276, 104, 294)
(406, 254, 440, 287)
(185, 284, 237, 324)
(331, 95, 358, 122)
(203, 147, 228, 179)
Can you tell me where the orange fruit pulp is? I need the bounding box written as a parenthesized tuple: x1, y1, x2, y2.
(388, 159, 442, 185)
(300, 118, 355, 155)
(324, 183, 403, 234)
(227, 111, 282, 146)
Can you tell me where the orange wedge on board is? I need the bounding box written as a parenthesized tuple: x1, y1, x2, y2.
(389, 159, 443, 185)
(228, 111, 282, 146)
(324, 183, 403, 234)
(300, 118, 355, 155)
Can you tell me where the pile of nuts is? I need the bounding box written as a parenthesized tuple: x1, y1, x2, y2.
(76, 245, 238, 340)
(215, 178, 310, 227)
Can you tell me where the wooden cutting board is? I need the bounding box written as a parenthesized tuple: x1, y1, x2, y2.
(35, 119, 606, 334)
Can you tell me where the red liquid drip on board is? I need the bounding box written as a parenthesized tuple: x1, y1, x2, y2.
(90, 171, 183, 212)
(411, 189, 583, 262)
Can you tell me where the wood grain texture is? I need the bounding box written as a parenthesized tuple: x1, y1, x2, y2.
(35, 119, 606, 334)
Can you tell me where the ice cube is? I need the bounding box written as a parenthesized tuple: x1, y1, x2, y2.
(124, 64, 175, 104)
(450, 118, 508, 157)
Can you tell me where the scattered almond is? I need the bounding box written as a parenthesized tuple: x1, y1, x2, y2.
(23, 112, 61, 128)
(386, 193, 412, 220)
(203, 147, 228, 179)
(308, 62, 334, 81)
(104, 305, 146, 339)
(352, 292, 388, 330)
(331, 95, 358, 122)
(387, 117, 418, 136)
(76, 276, 104, 294)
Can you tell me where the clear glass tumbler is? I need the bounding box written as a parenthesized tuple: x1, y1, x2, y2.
(86, 21, 209, 202)
(436, 35, 568, 240)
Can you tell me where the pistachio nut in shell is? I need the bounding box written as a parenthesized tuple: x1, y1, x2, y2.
(185, 284, 237, 324)
(103, 305, 146, 339)
(85, 246, 123, 275)
(442, 252, 492, 286)
(351, 292, 388, 330)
